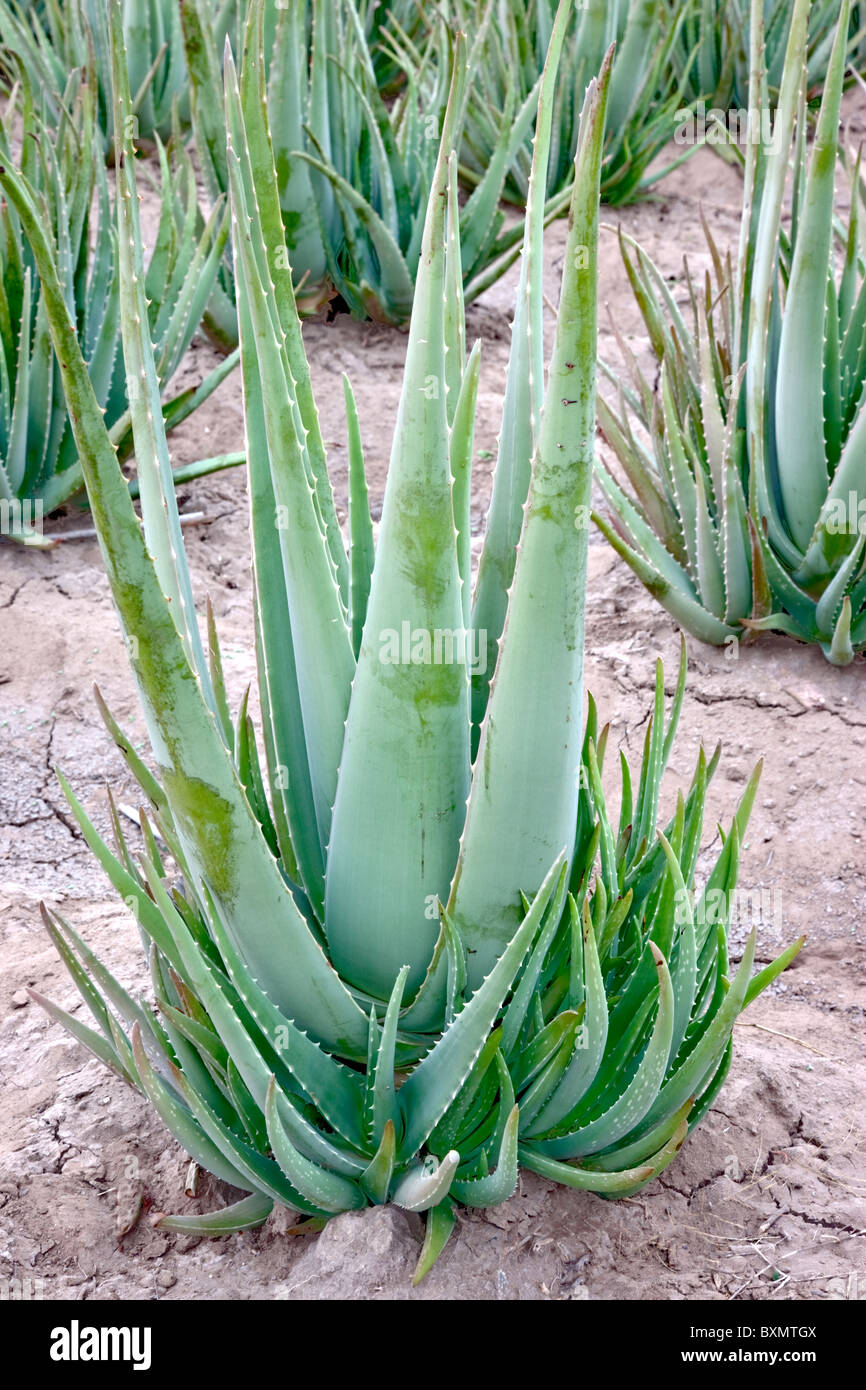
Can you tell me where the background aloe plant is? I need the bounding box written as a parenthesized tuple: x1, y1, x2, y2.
(0, 0, 800, 1278)
(454, 0, 700, 209)
(595, 0, 866, 664)
(670, 0, 866, 110)
(0, 65, 236, 542)
(0, 0, 190, 144)
(182, 0, 537, 332)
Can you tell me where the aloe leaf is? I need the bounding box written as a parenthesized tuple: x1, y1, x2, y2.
(413, 1199, 456, 1284)
(500, 862, 569, 1056)
(721, 426, 753, 624)
(243, 304, 324, 913)
(37, 905, 116, 1046)
(748, 524, 825, 639)
(201, 604, 233, 750)
(225, 1059, 267, 1149)
(512, 1008, 577, 1095)
(597, 394, 681, 555)
(606, 0, 662, 132)
(360, 1120, 396, 1205)
(469, 0, 573, 741)
(443, 150, 466, 422)
(451, 51, 611, 985)
(344, 374, 375, 659)
(687, 1037, 733, 1133)
(742, 935, 806, 1009)
(657, 833, 698, 1066)
(156, 1191, 273, 1235)
(265, 1079, 365, 1214)
(156, 999, 228, 1074)
(746, 0, 811, 557)
(226, 56, 355, 858)
(773, 0, 848, 548)
(458, 78, 521, 278)
(398, 906, 463, 1034)
(29, 988, 132, 1085)
(268, 1084, 368, 1179)
(594, 463, 700, 599)
(593, 503, 739, 645)
(324, 39, 470, 1001)
(55, 772, 182, 972)
(451, 1104, 519, 1207)
(694, 467, 726, 618)
(294, 149, 416, 324)
(514, 1017, 584, 1129)
(815, 532, 866, 637)
(826, 595, 856, 664)
(44, 905, 175, 1068)
(801, 400, 866, 582)
(107, 9, 214, 709)
(370, 967, 409, 1146)
(635, 659, 668, 853)
(639, 929, 758, 1139)
(451, 339, 481, 630)
(519, 1114, 689, 1194)
(391, 1150, 460, 1213)
(587, 1099, 694, 1173)
(426, 1027, 503, 1159)
(237, 0, 348, 598)
(697, 297, 726, 507)
(128, 1024, 254, 1193)
(179, 0, 229, 202)
(4, 265, 30, 494)
(261, 0, 329, 293)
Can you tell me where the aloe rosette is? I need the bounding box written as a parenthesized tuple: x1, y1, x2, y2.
(595, 0, 866, 664)
(181, 0, 536, 333)
(670, 0, 866, 110)
(455, 0, 700, 210)
(1, 0, 800, 1279)
(0, 67, 237, 543)
(0, 0, 189, 144)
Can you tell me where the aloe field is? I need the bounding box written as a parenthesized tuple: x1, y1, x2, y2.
(0, 0, 864, 1310)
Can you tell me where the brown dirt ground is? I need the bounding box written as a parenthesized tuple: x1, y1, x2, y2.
(1, 112, 865, 1300)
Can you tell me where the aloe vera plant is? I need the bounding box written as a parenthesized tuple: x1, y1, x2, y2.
(671, 0, 866, 111)
(455, 0, 699, 209)
(182, 0, 534, 331)
(2, 0, 800, 1278)
(0, 68, 237, 543)
(0, 0, 189, 144)
(595, 0, 866, 664)
(360, 0, 432, 93)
